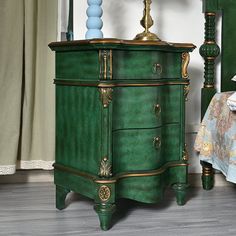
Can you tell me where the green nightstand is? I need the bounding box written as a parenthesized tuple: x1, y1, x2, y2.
(49, 39, 195, 230)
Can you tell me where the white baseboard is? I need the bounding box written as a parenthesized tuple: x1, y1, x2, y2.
(0, 170, 234, 187)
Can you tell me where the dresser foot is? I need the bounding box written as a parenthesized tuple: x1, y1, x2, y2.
(201, 161, 214, 190)
(56, 185, 70, 210)
(172, 183, 188, 206)
(94, 203, 116, 231)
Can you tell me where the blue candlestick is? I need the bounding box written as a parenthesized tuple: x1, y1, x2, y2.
(85, 0, 103, 39)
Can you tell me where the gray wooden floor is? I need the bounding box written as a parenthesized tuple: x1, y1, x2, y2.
(0, 183, 236, 236)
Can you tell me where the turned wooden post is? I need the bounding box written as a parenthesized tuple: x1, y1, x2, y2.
(199, 0, 220, 190)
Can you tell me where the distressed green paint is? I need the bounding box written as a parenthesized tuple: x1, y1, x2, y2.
(50, 40, 195, 230)
(112, 85, 181, 130)
(56, 86, 101, 175)
(112, 51, 182, 79)
(113, 125, 181, 173)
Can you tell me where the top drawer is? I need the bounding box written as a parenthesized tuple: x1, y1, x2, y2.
(112, 50, 182, 80)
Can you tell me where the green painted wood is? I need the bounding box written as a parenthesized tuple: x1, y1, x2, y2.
(55, 185, 70, 210)
(112, 85, 181, 130)
(112, 125, 181, 173)
(56, 51, 99, 80)
(112, 51, 181, 79)
(54, 169, 96, 200)
(172, 183, 188, 206)
(203, 0, 219, 12)
(56, 86, 101, 175)
(220, 5, 236, 92)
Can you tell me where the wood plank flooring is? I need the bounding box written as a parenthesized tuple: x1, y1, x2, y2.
(0, 183, 236, 236)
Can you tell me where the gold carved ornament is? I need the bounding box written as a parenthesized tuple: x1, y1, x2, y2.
(182, 52, 190, 101)
(99, 88, 113, 108)
(182, 144, 189, 161)
(99, 156, 112, 177)
(98, 185, 111, 202)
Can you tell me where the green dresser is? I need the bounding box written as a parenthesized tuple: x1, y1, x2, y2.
(49, 39, 195, 230)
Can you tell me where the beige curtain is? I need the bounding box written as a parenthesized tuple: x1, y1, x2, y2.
(0, 0, 58, 174)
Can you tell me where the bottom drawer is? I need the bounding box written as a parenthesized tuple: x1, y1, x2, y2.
(112, 124, 181, 173)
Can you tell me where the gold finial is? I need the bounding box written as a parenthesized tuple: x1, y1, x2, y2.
(134, 0, 161, 41)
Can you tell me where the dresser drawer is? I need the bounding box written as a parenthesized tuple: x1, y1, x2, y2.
(112, 85, 182, 130)
(112, 50, 181, 80)
(112, 124, 181, 173)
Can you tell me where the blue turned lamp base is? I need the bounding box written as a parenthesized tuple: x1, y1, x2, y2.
(86, 0, 103, 39)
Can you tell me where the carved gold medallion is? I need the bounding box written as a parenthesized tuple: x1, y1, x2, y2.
(98, 185, 111, 202)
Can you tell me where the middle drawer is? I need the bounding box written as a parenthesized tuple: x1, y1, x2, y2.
(112, 85, 182, 130)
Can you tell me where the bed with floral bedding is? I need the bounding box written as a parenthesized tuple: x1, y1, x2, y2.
(195, 92, 236, 184)
(195, 0, 236, 189)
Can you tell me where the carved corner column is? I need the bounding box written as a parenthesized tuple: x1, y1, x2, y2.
(95, 49, 115, 230)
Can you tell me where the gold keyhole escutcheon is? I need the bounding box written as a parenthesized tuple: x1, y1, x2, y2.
(153, 136, 161, 149)
(153, 63, 162, 75)
(154, 104, 161, 117)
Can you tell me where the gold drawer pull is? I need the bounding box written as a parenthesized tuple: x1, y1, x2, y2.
(153, 63, 162, 75)
(154, 104, 161, 117)
(153, 136, 161, 149)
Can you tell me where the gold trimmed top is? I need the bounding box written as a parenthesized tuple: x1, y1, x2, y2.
(49, 38, 196, 50)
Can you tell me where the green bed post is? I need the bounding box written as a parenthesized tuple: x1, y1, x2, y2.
(199, 0, 220, 190)
(66, 0, 74, 41)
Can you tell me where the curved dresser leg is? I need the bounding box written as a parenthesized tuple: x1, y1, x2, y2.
(56, 185, 70, 210)
(201, 161, 214, 190)
(94, 203, 116, 231)
(172, 183, 188, 206)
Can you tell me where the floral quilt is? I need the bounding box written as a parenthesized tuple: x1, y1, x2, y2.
(195, 92, 236, 183)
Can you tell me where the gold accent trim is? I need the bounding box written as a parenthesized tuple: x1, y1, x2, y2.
(99, 157, 112, 177)
(134, 0, 161, 41)
(99, 88, 113, 108)
(95, 163, 188, 184)
(54, 162, 188, 184)
(109, 50, 113, 80)
(182, 144, 189, 161)
(202, 166, 213, 176)
(206, 57, 215, 60)
(204, 41, 216, 45)
(49, 39, 196, 49)
(103, 51, 107, 80)
(184, 84, 190, 101)
(98, 185, 111, 202)
(182, 52, 190, 79)
(53, 163, 97, 181)
(205, 12, 216, 16)
(54, 80, 189, 87)
(204, 84, 214, 88)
